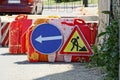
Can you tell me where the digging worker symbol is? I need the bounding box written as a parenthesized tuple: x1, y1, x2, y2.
(71, 36, 87, 51)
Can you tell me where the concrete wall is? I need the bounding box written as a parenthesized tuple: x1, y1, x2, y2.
(98, 0, 110, 44)
(98, 0, 120, 44)
(98, 0, 120, 30)
(98, 0, 110, 32)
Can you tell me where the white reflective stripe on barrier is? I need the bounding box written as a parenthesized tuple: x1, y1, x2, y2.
(1, 25, 9, 43)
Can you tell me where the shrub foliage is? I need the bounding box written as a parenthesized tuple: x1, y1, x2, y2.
(90, 8, 119, 80)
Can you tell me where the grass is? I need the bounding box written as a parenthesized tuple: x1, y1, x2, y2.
(43, 0, 98, 5)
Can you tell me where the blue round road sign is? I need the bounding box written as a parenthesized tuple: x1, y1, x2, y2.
(31, 23, 63, 54)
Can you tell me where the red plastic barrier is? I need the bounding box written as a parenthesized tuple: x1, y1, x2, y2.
(9, 14, 32, 54)
(61, 18, 98, 46)
(87, 23, 98, 46)
(61, 18, 91, 45)
(9, 21, 21, 53)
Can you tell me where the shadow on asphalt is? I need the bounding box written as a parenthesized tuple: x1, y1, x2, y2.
(14, 60, 82, 65)
(15, 60, 94, 80)
(31, 63, 101, 80)
(1, 53, 26, 56)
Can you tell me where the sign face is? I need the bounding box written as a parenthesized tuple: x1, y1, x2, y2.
(31, 23, 63, 54)
(60, 27, 93, 56)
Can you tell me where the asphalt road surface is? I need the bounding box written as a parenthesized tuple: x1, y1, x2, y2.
(0, 46, 105, 80)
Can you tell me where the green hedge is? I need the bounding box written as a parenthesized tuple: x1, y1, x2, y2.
(55, 0, 80, 3)
(89, 10, 119, 80)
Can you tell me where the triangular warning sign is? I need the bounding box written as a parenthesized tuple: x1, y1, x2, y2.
(60, 27, 93, 56)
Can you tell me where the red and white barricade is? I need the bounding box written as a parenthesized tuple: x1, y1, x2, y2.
(0, 19, 10, 47)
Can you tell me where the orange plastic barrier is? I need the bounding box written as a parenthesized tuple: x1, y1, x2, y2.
(26, 18, 49, 62)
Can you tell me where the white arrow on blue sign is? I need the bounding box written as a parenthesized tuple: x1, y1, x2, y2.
(35, 35, 62, 43)
(31, 23, 63, 54)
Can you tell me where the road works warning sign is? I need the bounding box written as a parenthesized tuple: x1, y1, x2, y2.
(60, 27, 93, 56)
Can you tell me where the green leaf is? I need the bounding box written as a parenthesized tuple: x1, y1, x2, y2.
(110, 52, 117, 58)
(97, 32, 107, 37)
(102, 11, 111, 14)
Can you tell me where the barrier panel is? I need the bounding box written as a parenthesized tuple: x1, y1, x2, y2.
(0, 18, 10, 47)
(25, 17, 98, 62)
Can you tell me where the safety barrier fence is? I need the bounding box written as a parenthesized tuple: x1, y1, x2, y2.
(0, 14, 99, 62)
